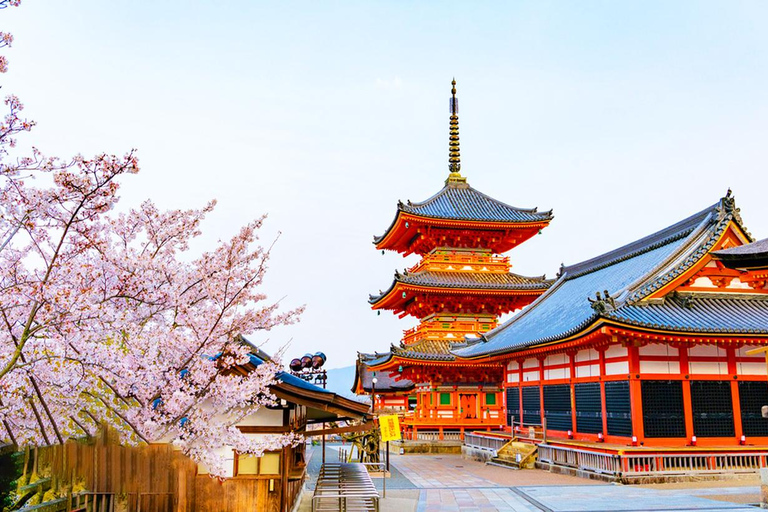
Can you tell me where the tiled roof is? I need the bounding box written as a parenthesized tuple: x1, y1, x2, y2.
(354, 357, 414, 393)
(392, 341, 456, 361)
(374, 181, 552, 244)
(454, 194, 753, 358)
(401, 182, 553, 223)
(713, 238, 768, 257)
(399, 339, 453, 354)
(607, 294, 768, 334)
(711, 238, 768, 269)
(369, 270, 552, 304)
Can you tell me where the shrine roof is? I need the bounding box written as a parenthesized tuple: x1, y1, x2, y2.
(399, 339, 453, 354)
(373, 181, 553, 244)
(369, 270, 552, 304)
(353, 355, 415, 393)
(390, 339, 456, 361)
(454, 193, 755, 358)
(711, 238, 768, 269)
(606, 294, 768, 334)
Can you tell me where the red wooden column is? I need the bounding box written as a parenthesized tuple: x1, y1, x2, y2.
(627, 345, 645, 441)
(678, 345, 695, 440)
(569, 352, 577, 433)
(539, 358, 545, 430)
(727, 346, 744, 438)
(599, 348, 608, 436)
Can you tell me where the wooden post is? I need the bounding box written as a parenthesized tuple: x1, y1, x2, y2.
(321, 422, 326, 464)
(726, 347, 744, 439)
(628, 345, 645, 442)
(280, 446, 288, 512)
(175, 464, 187, 512)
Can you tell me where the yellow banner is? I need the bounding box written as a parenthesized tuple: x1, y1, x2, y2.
(379, 414, 401, 442)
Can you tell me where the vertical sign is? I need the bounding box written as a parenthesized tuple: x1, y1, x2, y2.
(379, 414, 401, 442)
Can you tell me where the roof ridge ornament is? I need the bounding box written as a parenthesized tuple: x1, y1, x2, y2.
(446, 78, 467, 186)
(588, 290, 616, 314)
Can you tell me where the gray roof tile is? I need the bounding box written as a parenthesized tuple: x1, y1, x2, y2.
(370, 270, 552, 304)
(454, 196, 750, 358)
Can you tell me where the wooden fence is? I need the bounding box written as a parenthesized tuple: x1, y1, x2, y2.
(19, 432, 299, 512)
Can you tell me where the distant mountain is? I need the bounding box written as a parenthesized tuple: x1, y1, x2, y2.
(324, 365, 369, 403)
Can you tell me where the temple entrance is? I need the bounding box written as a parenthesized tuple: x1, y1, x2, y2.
(459, 393, 477, 419)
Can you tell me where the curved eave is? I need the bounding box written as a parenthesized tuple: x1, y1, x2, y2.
(453, 316, 768, 363)
(369, 280, 550, 310)
(373, 211, 551, 254)
(367, 353, 498, 372)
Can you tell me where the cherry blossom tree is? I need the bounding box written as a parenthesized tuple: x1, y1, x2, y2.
(0, 3, 303, 477)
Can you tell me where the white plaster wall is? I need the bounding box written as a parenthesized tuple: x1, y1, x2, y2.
(544, 353, 567, 367)
(575, 364, 600, 378)
(640, 360, 680, 374)
(605, 361, 629, 375)
(639, 344, 679, 357)
(523, 370, 540, 382)
(738, 362, 767, 376)
(238, 407, 285, 427)
(605, 345, 628, 358)
(575, 348, 599, 362)
(545, 367, 569, 380)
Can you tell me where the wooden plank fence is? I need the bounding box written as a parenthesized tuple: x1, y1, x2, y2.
(15, 431, 299, 512)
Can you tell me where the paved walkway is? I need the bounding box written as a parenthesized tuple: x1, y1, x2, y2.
(300, 445, 761, 512)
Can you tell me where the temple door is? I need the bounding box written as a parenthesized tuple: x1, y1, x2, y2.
(459, 394, 478, 419)
(467, 394, 477, 419)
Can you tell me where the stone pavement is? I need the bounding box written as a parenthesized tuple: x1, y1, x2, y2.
(300, 445, 761, 511)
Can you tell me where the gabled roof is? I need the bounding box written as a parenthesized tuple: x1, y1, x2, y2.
(374, 181, 553, 244)
(369, 269, 552, 304)
(353, 354, 414, 393)
(454, 193, 758, 358)
(712, 237, 768, 269)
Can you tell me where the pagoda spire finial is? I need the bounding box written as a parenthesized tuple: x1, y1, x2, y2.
(447, 78, 467, 185)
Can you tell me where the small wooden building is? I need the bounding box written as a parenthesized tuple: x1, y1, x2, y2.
(33, 344, 370, 512)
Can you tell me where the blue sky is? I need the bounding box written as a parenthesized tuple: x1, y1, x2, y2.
(4, 1, 768, 369)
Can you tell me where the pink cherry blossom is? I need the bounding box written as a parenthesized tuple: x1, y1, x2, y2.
(0, 5, 304, 477)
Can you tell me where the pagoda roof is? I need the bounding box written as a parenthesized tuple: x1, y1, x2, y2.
(396, 182, 551, 227)
(453, 192, 761, 359)
(373, 181, 553, 253)
(353, 353, 415, 393)
(369, 270, 552, 305)
(711, 238, 768, 269)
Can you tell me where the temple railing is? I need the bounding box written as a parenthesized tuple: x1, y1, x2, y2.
(538, 444, 621, 476)
(538, 443, 768, 480)
(409, 430, 463, 442)
(463, 433, 509, 453)
(621, 452, 768, 477)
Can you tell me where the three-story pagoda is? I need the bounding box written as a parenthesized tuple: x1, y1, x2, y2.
(354, 81, 554, 439)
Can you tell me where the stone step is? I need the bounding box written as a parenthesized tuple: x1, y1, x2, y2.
(486, 459, 520, 470)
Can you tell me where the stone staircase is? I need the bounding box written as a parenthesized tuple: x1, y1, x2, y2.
(487, 439, 538, 469)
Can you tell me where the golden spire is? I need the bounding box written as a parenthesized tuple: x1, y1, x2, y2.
(447, 78, 466, 184)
